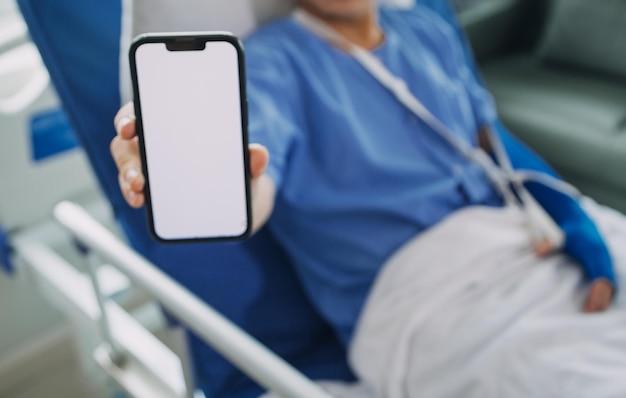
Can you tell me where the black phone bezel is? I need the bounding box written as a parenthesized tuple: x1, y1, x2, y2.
(129, 32, 252, 244)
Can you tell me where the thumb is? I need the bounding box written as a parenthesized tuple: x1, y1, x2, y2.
(249, 144, 269, 179)
(584, 278, 614, 313)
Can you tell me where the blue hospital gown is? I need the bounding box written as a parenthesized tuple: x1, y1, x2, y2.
(243, 5, 614, 343)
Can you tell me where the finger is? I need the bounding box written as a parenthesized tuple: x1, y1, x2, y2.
(114, 102, 137, 139)
(249, 143, 269, 179)
(584, 294, 609, 313)
(584, 280, 614, 313)
(583, 291, 599, 313)
(117, 162, 145, 207)
(124, 165, 145, 193)
(110, 135, 145, 202)
(533, 238, 555, 257)
(118, 171, 145, 208)
(584, 295, 599, 313)
(110, 135, 142, 174)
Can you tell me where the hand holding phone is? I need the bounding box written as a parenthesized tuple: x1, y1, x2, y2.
(129, 33, 252, 242)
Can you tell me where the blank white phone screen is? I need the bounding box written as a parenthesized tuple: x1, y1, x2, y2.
(135, 41, 248, 240)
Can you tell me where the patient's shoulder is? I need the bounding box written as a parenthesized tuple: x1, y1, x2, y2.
(381, 4, 463, 66)
(381, 4, 459, 46)
(244, 17, 300, 52)
(244, 16, 335, 72)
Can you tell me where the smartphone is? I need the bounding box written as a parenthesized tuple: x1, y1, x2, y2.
(129, 33, 251, 242)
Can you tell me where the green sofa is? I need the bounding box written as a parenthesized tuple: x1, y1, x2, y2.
(463, 0, 626, 213)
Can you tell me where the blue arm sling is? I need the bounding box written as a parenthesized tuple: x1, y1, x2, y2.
(421, 0, 615, 286)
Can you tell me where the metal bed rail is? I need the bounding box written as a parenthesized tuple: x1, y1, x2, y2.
(52, 201, 333, 398)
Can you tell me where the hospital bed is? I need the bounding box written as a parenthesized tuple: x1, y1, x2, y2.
(5, 1, 346, 396)
(4, 0, 535, 397)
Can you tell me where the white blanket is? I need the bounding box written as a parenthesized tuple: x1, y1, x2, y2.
(349, 202, 626, 398)
(261, 202, 626, 398)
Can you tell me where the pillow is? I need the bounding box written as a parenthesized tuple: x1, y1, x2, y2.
(537, 0, 626, 80)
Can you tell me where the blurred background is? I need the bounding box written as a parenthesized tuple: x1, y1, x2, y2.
(1, 0, 624, 396)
